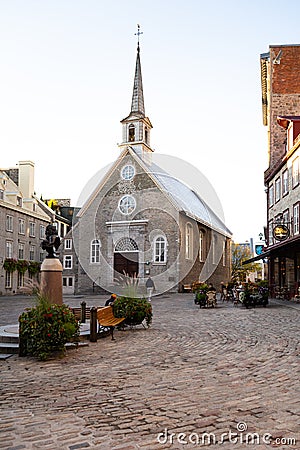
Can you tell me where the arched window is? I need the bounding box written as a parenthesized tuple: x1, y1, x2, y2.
(185, 223, 193, 260)
(115, 237, 138, 252)
(199, 230, 204, 262)
(128, 124, 135, 142)
(154, 236, 167, 263)
(91, 239, 101, 263)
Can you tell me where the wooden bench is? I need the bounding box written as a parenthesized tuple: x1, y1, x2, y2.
(71, 307, 91, 322)
(182, 284, 192, 292)
(97, 306, 125, 340)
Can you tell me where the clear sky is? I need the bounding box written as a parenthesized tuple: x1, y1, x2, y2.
(1, 0, 300, 243)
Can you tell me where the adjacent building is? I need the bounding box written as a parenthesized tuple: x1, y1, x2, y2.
(260, 45, 300, 298)
(0, 161, 71, 295)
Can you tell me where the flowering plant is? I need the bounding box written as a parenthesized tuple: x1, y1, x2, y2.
(16, 259, 29, 274)
(113, 296, 152, 327)
(3, 258, 18, 273)
(19, 294, 80, 360)
(28, 261, 40, 276)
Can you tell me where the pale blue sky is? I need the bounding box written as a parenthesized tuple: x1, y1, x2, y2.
(1, 0, 300, 242)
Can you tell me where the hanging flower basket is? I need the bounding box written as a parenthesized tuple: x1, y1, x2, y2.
(28, 261, 40, 276)
(3, 258, 18, 273)
(16, 259, 30, 274)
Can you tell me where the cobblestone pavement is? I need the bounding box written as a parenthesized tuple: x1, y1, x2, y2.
(0, 295, 299, 450)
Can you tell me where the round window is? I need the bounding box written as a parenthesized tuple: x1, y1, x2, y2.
(121, 165, 135, 180)
(118, 195, 136, 215)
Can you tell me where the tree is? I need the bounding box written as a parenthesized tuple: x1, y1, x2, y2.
(231, 243, 261, 283)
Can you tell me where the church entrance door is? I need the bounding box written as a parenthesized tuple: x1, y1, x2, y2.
(114, 252, 139, 277)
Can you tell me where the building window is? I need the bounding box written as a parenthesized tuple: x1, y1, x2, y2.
(185, 223, 193, 260)
(269, 184, 274, 207)
(199, 230, 204, 262)
(18, 272, 24, 288)
(39, 252, 44, 263)
(17, 196, 22, 207)
(154, 236, 167, 263)
(18, 219, 25, 235)
(6, 241, 13, 258)
(222, 240, 226, 266)
(6, 215, 13, 232)
(212, 234, 218, 265)
(282, 169, 289, 196)
(29, 245, 35, 261)
(5, 271, 12, 288)
(0, 189, 4, 200)
(275, 177, 281, 202)
(63, 277, 73, 287)
(121, 165, 135, 180)
(40, 225, 46, 239)
(293, 203, 299, 235)
(282, 209, 289, 225)
(64, 239, 72, 250)
(29, 222, 35, 237)
(128, 124, 135, 142)
(90, 239, 101, 263)
(63, 255, 73, 269)
(118, 195, 136, 215)
(292, 157, 299, 188)
(18, 243, 24, 260)
(268, 219, 273, 246)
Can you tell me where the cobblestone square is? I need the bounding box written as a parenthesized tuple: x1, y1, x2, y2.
(0, 295, 299, 449)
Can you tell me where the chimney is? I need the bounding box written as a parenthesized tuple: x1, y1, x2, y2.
(18, 160, 35, 199)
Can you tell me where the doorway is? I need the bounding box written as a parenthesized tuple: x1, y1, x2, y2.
(114, 252, 139, 277)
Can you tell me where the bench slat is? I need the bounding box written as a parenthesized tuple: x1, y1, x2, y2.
(97, 306, 125, 327)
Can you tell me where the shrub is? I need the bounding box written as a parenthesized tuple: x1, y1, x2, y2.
(19, 295, 80, 360)
(113, 296, 152, 327)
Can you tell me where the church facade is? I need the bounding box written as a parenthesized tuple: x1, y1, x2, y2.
(61, 43, 232, 296)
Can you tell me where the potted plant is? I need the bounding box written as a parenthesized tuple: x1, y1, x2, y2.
(113, 296, 152, 327)
(19, 294, 80, 360)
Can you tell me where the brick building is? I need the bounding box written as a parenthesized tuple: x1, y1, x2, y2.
(260, 44, 300, 298)
(62, 43, 232, 296)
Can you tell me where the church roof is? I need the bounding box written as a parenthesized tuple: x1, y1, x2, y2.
(146, 158, 232, 237)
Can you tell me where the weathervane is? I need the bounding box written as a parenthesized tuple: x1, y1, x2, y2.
(135, 24, 143, 46)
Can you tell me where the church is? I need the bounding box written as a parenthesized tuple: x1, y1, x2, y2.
(61, 39, 232, 296)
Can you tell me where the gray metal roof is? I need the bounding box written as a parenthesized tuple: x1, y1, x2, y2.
(148, 162, 232, 237)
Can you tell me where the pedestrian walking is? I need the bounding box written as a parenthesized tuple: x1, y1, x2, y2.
(145, 277, 155, 302)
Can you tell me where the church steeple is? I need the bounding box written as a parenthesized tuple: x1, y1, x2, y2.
(130, 43, 145, 118)
(119, 26, 153, 162)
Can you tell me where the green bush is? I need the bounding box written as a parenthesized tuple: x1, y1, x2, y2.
(19, 295, 80, 360)
(113, 296, 152, 327)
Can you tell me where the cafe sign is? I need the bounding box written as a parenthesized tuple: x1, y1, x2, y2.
(273, 224, 290, 241)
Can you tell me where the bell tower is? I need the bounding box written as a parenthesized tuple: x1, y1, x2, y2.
(119, 25, 153, 162)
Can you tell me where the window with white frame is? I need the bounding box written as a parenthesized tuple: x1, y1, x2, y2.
(5, 271, 12, 288)
(154, 236, 167, 263)
(282, 169, 289, 196)
(18, 243, 24, 259)
(269, 184, 274, 206)
(121, 165, 135, 180)
(282, 209, 289, 225)
(292, 157, 299, 188)
(90, 239, 101, 263)
(29, 222, 35, 237)
(63, 255, 73, 269)
(0, 189, 4, 200)
(6, 241, 13, 258)
(17, 196, 22, 207)
(19, 218, 25, 235)
(275, 177, 281, 202)
(118, 195, 136, 215)
(40, 225, 46, 239)
(293, 203, 299, 235)
(18, 272, 24, 288)
(29, 245, 35, 261)
(185, 223, 193, 260)
(64, 239, 72, 250)
(268, 219, 273, 246)
(222, 240, 226, 266)
(6, 215, 13, 232)
(199, 230, 204, 262)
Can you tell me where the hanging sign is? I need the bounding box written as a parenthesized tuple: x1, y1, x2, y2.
(273, 224, 290, 241)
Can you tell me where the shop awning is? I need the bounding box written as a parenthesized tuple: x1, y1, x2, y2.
(242, 251, 270, 265)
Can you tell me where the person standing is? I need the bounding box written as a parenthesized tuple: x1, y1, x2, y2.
(145, 277, 155, 302)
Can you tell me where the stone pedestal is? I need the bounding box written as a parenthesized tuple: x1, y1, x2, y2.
(40, 258, 63, 305)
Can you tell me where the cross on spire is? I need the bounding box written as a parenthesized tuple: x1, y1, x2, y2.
(135, 24, 143, 47)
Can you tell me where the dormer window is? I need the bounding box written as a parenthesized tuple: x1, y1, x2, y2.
(128, 124, 135, 142)
(145, 127, 148, 144)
